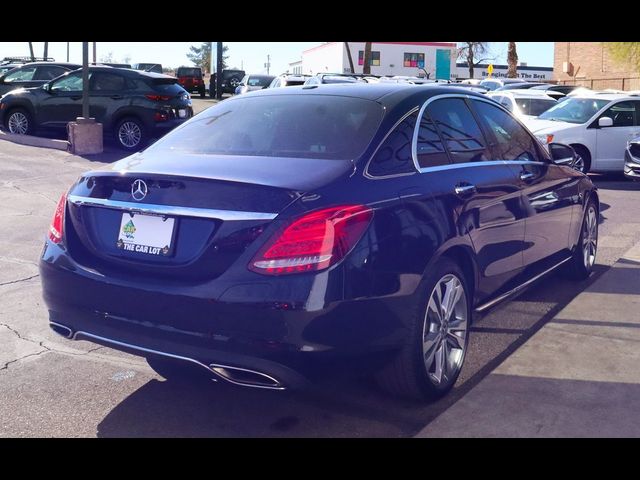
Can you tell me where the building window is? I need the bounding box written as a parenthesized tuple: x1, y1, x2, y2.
(358, 50, 380, 67)
(404, 53, 425, 68)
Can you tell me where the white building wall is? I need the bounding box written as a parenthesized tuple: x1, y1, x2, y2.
(301, 43, 344, 75)
(301, 42, 457, 79)
(453, 64, 553, 81)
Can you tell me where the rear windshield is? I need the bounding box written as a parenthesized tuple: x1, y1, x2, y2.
(146, 94, 384, 160)
(146, 77, 184, 94)
(178, 68, 201, 77)
(247, 76, 273, 87)
(516, 98, 557, 116)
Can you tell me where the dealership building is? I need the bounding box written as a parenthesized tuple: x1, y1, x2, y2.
(292, 42, 553, 82)
(296, 42, 458, 80)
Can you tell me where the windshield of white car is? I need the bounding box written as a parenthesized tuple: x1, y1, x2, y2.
(538, 98, 610, 124)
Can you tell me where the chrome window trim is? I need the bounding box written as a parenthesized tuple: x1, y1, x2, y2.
(67, 195, 278, 221)
(363, 106, 420, 179)
(417, 159, 545, 174)
(412, 93, 494, 172)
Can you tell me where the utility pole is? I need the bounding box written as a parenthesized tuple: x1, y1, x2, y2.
(216, 42, 223, 100)
(92, 42, 96, 64)
(82, 42, 90, 119)
(66, 42, 69, 62)
(264, 54, 270, 75)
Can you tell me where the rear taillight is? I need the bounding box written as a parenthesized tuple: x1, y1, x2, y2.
(48, 192, 67, 244)
(249, 205, 373, 276)
(145, 94, 171, 101)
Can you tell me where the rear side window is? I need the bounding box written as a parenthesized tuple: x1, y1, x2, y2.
(177, 68, 201, 77)
(472, 100, 542, 162)
(90, 72, 126, 91)
(426, 98, 490, 164)
(368, 111, 418, 176)
(34, 65, 68, 81)
(147, 95, 384, 161)
(415, 111, 450, 168)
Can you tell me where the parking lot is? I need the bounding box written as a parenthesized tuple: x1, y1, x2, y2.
(1, 135, 639, 437)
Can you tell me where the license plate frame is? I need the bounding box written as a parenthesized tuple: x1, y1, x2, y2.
(116, 212, 176, 257)
(178, 109, 187, 118)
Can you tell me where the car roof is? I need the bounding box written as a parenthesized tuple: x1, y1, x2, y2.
(569, 92, 640, 101)
(12, 62, 82, 68)
(231, 83, 488, 106)
(490, 90, 557, 99)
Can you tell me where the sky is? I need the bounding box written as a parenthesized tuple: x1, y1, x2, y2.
(0, 42, 554, 74)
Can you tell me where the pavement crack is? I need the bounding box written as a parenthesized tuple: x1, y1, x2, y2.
(10, 184, 57, 205)
(0, 274, 40, 287)
(0, 256, 39, 267)
(0, 349, 49, 372)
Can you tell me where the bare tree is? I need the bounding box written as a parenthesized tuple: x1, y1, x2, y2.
(344, 42, 355, 74)
(122, 54, 132, 65)
(507, 42, 518, 78)
(100, 51, 114, 63)
(362, 42, 372, 75)
(28, 42, 35, 62)
(457, 42, 492, 79)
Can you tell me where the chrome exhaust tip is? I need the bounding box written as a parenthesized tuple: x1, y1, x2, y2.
(210, 363, 285, 390)
(49, 322, 73, 339)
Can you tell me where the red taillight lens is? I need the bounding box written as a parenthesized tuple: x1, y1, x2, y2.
(48, 192, 67, 244)
(249, 205, 373, 276)
(145, 94, 171, 101)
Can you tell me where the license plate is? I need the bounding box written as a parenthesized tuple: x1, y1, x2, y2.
(116, 213, 175, 256)
(178, 109, 187, 118)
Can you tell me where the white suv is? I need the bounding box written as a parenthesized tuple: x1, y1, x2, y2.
(523, 92, 640, 173)
(487, 90, 557, 120)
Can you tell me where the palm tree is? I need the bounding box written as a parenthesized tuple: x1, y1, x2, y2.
(362, 42, 372, 75)
(344, 42, 355, 74)
(28, 42, 35, 62)
(507, 42, 518, 78)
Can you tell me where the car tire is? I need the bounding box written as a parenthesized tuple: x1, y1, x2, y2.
(146, 356, 213, 384)
(571, 144, 591, 174)
(375, 258, 471, 401)
(565, 199, 598, 280)
(5, 108, 34, 135)
(114, 116, 147, 151)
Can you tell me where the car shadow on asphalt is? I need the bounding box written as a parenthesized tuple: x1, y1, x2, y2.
(94, 263, 613, 438)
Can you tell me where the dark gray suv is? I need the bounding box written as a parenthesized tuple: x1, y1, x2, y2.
(0, 66, 193, 151)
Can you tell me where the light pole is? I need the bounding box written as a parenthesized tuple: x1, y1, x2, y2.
(265, 54, 270, 75)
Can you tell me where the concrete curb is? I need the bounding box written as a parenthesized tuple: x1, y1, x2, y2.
(0, 130, 69, 151)
(415, 240, 640, 437)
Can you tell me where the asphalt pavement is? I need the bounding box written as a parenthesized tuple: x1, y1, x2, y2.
(0, 126, 639, 437)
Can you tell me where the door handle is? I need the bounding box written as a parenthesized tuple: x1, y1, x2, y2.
(70, 95, 82, 100)
(454, 183, 477, 196)
(520, 171, 535, 181)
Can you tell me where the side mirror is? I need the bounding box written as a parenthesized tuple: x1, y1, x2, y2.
(598, 117, 613, 128)
(549, 142, 577, 168)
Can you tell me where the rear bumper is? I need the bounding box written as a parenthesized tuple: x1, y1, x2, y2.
(40, 241, 409, 390)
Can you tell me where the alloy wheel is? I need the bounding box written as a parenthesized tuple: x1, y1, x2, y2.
(573, 154, 585, 173)
(8, 112, 29, 135)
(583, 205, 598, 269)
(422, 274, 468, 386)
(118, 121, 142, 148)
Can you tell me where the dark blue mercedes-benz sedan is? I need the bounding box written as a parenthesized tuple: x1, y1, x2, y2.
(39, 84, 598, 400)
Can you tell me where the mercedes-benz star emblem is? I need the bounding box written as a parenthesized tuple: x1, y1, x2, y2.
(131, 179, 148, 201)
